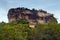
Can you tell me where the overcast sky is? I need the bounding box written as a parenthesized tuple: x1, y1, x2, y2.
(0, 0, 60, 23)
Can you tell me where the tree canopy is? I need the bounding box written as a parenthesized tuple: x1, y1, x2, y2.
(0, 20, 60, 40)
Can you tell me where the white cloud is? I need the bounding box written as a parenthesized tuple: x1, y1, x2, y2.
(46, 10, 60, 23)
(54, 10, 60, 23)
(0, 8, 8, 22)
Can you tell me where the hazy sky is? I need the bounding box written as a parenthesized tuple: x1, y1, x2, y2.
(0, 0, 60, 23)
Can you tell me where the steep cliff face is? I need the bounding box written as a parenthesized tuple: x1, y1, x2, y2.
(7, 7, 57, 24)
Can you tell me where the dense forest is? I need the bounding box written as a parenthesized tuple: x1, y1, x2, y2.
(0, 19, 60, 40)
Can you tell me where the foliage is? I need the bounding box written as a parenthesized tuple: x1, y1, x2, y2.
(28, 24, 60, 40)
(0, 21, 60, 40)
(0, 22, 29, 40)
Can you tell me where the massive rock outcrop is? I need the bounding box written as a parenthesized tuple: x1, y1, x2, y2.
(7, 7, 57, 26)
